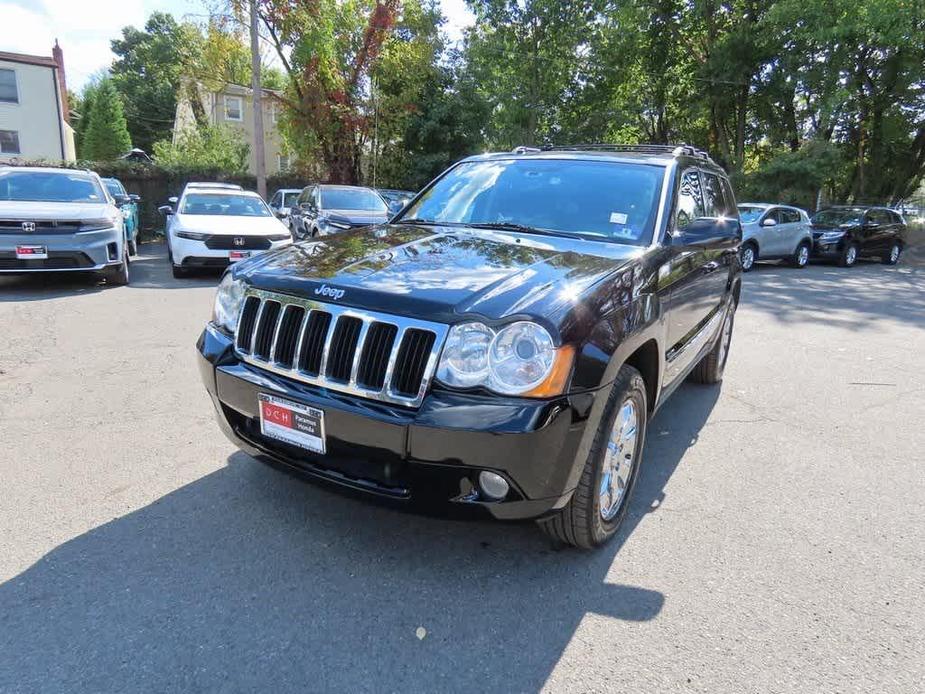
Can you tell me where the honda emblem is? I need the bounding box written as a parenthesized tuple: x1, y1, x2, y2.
(233, 237, 245, 247)
(22, 222, 36, 232)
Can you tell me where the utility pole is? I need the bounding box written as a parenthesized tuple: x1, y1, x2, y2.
(250, 0, 267, 199)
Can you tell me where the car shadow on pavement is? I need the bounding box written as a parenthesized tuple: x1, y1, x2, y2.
(0, 383, 718, 692)
(742, 261, 925, 330)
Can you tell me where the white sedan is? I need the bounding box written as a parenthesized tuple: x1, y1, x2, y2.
(160, 189, 292, 278)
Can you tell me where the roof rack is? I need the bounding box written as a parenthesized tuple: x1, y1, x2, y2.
(537, 143, 715, 162)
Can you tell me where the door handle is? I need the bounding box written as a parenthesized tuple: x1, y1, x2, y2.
(704, 261, 720, 273)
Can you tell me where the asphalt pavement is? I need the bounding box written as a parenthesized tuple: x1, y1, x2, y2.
(0, 243, 923, 692)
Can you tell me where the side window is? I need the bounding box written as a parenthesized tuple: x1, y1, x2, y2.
(702, 173, 730, 217)
(270, 192, 280, 207)
(313, 188, 322, 209)
(782, 209, 801, 224)
(764, 208, 782, 225)
(867, 210, 888, 225)
(676, 170, 705, 230)
(297, 188, 310, 205)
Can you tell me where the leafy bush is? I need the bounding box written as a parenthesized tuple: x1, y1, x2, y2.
(152, 125, 250, 174)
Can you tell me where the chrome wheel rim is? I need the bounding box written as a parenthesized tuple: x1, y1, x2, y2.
(600, 399, 638, 521)
(846, 246, 857, 265)
(797, 246, 809, 266)
(890, 245, 900, 262)
(741, 247, 754, 270)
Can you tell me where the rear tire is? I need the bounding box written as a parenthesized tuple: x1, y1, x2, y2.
(839, 243, 858, 267)
(690, 300, 735, 385)
(740, 243, 757, 272)
(791, 241, 810, 268)
(883, 243, 901, 265)
(538, 365, 647, 549)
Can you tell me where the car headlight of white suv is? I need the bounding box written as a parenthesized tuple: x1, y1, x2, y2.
(212, 273, 247, 333)
(436, 321, 574, 396)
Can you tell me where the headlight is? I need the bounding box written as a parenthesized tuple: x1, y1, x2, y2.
(267, 233, 292, 241)
(80, 216, 121, 231)
(820, 231, 845, 241)
(176, 230, 209, 240)
(212, 273, 246, 333)
(436, 321, 572, 396)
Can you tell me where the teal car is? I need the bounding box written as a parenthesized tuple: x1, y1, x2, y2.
(102, 178, 141, 256)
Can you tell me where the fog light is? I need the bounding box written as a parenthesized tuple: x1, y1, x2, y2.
(478, 471, 510, 500)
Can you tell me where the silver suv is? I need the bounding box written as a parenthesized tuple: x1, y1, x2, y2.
(0, 167, 129, 284)
(736, 203, 812, 271)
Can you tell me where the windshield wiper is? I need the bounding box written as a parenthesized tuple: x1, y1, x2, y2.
(393, 218, 455, 226)
(466, 222, 574, 239)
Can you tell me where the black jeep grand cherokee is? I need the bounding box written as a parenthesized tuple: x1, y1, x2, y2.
(198, 145, 742, 548)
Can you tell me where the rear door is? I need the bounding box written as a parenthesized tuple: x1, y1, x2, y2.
(779, 207, 804, 255)
(861, 209, 890, 254)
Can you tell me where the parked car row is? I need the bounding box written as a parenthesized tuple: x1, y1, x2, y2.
(736, 202, 906, 271)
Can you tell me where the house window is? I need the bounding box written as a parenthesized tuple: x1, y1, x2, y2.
(0, 69, 18, 104)
(277, 153, 291, 171)
(271, 102, 279, 123)
(224, 95, 243, 121)
(0, 130, 21, 154)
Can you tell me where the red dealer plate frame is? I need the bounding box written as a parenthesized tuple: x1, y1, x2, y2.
(258, 393, 326, 455)
(16, 245, 48, 260)
(229, 250, 251, 262)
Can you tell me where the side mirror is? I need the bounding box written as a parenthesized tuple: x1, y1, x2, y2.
(113, 193, 130, 205)
(158, 205, 174, 216)
(276, 208, 290, 218)
(761, 217, 777, 227)
(129, 194, 141, 202)
(168, 196, 178, 205)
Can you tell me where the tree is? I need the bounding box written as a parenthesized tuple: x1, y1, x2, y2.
(152, 124, 250, 173)
(257, 0, 408, 184)
(82, 80, 132, 161)
(110, 12, 203, 153)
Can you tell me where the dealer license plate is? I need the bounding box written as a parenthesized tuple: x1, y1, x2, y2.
(16, 245, 48, 260)
(258, 393, 325, 454)
(229, 250, 251, 262)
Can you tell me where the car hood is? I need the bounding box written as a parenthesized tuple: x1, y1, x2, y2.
(174, 214, 289, 235)
(236, 224, 640, 324)
(0, 200, 115, 220)
(324, 209, 390, 226)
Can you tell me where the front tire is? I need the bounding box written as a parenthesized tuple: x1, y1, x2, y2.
(740, 243, 757, 272)
(128, 239, 138, 256)
(690, 300, 735, 384)
(883, 243, 901, 265)
(839, 243, 858, 267)
(791, 241, 810, 268)
(538, 365, 647, 549)
(102, 249, 130, 286)
(172, 264, 190, 279)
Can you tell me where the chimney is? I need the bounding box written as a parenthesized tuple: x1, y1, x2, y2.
(52, 39, 70, 124)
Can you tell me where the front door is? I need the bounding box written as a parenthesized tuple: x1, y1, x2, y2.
(663, 169, 738, 382)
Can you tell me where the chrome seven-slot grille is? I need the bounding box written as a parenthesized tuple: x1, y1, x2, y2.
(234, 288, 448, 407)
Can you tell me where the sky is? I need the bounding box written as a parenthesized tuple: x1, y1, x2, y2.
(0, 0, 474, 92)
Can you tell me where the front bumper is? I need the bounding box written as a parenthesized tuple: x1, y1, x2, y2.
(811, 236, 845, 258)
(0, 228, 124, 272)
(198, 324, 597, 520)
(171, 235, 292, 267)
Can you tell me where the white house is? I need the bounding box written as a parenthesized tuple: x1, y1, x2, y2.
(0, 42, 76, 163)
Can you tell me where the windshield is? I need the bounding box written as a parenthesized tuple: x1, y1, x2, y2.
(813, 209, 863, 226)
(737, 206, 765, 223)
(180, 193, 271, 217)
(0, 171, 106, 203)
(398, 158, 665, 245)
(320, 188, 387, 212)
(103, 179, 126, 198)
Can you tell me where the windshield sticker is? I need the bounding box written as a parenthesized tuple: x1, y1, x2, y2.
(609, 212, 628, 225)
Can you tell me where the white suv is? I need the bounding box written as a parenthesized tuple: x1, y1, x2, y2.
(160, 188, 292, 278)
